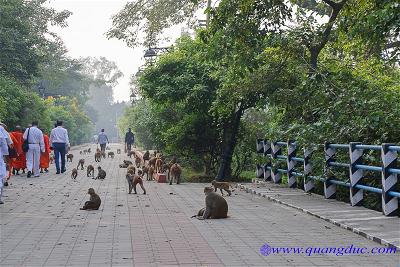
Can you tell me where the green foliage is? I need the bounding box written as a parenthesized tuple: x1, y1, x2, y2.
(107, 0, 206, 47)
(0, 75, 48, 128)
(0, 0, 71, 84)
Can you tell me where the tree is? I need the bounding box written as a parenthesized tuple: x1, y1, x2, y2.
(0, 0, 71, 84)
(107, 0, 208, 47)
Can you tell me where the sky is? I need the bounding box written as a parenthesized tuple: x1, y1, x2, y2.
(47, 0, 179, 103)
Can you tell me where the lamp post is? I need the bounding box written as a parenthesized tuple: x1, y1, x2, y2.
(143, 47, 172, 60)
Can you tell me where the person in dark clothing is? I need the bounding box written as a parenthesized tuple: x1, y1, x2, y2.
(125, 128, 135, 151)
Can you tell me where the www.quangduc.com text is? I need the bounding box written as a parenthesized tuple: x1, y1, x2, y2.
(260, 244, 397, 256)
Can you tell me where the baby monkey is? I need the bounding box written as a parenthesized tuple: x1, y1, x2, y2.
(87, 165, 95, 178)
(211, 180, 235, 196)
(71, 168, 78, 179)
(77, 159, 85, 170)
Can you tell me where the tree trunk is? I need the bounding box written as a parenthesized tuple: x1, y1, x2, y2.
(216, 107, 244, 181)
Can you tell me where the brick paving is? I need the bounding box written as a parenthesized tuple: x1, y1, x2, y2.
(0, 144, 399, 266)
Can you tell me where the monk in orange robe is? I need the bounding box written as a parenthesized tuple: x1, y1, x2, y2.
(10, 126, 26, 175)
(40, 132, 51, 173)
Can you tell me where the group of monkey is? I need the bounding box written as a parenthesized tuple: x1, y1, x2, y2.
(76, 146, 236, 220)
(70, 148, 109, 180)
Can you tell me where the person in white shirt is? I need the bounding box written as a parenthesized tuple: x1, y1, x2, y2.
(97, 129, 109, 153)
(23, 121, 45, 178)
(0, 125, 10, 204)
(50, 120, 70, 174)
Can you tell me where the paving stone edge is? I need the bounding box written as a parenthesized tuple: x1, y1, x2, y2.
(236, 182, 400, 250)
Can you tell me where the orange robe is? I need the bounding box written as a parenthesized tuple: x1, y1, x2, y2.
(10, 131, 26, 170)
(40, 134, 50, 169)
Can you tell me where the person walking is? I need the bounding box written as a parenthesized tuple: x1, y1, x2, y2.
(40, 130, 51, 173)
(0, 124, 10, 204)
(97, 129, 109, 153)
(50, 120, 70, 174)
(23, 121, 44, 178)
(10, 126, 26, 175)
(125, 128, 135, 152)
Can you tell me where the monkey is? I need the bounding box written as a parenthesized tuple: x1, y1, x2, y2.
(155, 158, 163, 173)
(71, 168, 78, 179)
(83, 149, 88, 154)
(95, 151, 102, 162)
(166, 157, 177, 181)
(50, 154, 54, 164)
(135, 155, 141, 168)
(77, 159, 85, 170)
(124, 160, 133, 165)
(148, 157, 157, 168)
(126, 173, 134, 194)
(95, 166, 106, 180)
(108, 152, 115, 158)
(133, 170, 146, 194)
(87, 148, 91, 154)
(211, 180, 235, 196)
(80, 188, 101, 210)
(196, 187, 228, 220)
(127, 150, 135, 158)
(127, 164, 136, 175)
(87, 165, 95, 178)
(117, 149, 121, 154)
(80, 151, 83, 155)
(148, 166, 155, 181)
(142, 165, 149, 180)
(143, 150, 150, 163)
(169, 163, 182, 185)
(66, 154, 73, 162)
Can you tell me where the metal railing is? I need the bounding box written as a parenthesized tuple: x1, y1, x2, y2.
(256, 140, 399, 216)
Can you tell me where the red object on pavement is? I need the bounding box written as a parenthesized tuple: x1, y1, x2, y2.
(154, 173, 166, 183)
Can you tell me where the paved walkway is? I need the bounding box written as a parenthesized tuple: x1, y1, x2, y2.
(0, 144, 399, 266)
(239, 180, 400, 249)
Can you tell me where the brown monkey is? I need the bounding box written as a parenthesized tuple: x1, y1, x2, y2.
(124, 160, 133, 165)
(197, 187, 228, 220)
(128, 150, 136, 158)
(117, 149, 121, 154)
(143, 150, 150, 163)
(133, 170, 146, 194)
(211, 180, 234, 196)
(95, 167, 106, 180)
(169, 163, 182, 185)
(77, 159, 85, 170)
(148, 166, 155, 181)
(71, 168, 78, 179)
(135, 155, 141, 168)
(148, 157, 157, 169)
(50, 154, 54, 164)
(87, 165, 95, 178)
(155, 158, 163, 173)
(142, 165, 149, 180)
(80, 188, 101, 210)
(66, 154, 73, 162)
(127, 164, 136, 175)
(95, 150, 101, 162)
(108, 151, 115, 158)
